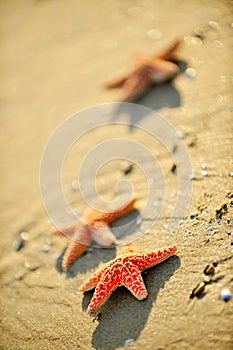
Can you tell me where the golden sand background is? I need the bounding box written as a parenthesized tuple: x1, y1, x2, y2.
(1, 1, 232, 349)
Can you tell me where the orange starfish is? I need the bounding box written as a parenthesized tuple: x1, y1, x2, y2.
(105, 39, 180, 102)
(51, 197, 137, 271)
(80, 244, 177, 314)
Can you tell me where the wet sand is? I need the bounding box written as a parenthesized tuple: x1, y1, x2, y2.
(1, 1, 233, 349)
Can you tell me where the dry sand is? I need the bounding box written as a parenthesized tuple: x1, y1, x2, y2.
(1, 1, 233, 349)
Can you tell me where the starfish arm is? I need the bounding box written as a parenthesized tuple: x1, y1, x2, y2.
(91, 220, 116, 246)
(150, 59, 179, 84)
(122, 264, 148, 300)
(86, 270, 119, 314)
(155, 39, 180, 61)
(79, 265, 107, 292)
(132, 54, 151, 68)
(105, 75, 128, 89)
(130, 245, 177, 271)
(62, 226, 92, 271)
(122, 72, 151, 102)
(104, 196, 136, 224)
(86, 197, 137, 225)
(51, 222, 76, 237)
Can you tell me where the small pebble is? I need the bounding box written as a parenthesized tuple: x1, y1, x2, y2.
(194, 27, 205, 40)
(189, 172, 195, 180)
(209, 229, 217, 236)
(170, 162, 177, 174)
(54, 252, 63, 259)
(123, 164, 134, 175)
(208, 20, 219, 30)
(188, 138, 197, 147)
(147, 29, 162, 40)
(190, 213, 198, 219)
(124, 338, 134, 346)
(145, 229, 151, 235)
(13, 237, 25, 251)
(40, 244, 50, 253)
(204, 264, 215, 275)
(73, 208, 81, 217)
(136, 216, 142, 226)
(201, 170, 208, 177)
(214, 40, 223, 48)
(185, 68, 197, 79)
(184, 36, 202, 46)
(229, 171, 233, 177)
(14, 272, 24, 281)
(216, 203, 228, 220)
(201, 163, 207, 170)
(191, 37, 202, 46)
(92, 313, 102, 322)
(20, 231, 29, 240)
(190, 281, 206, 299)
(70, 180, 79, 192)
(148, 178, 154, 185)
(24, 261, 40, 271)
(170, 191, 176, 198)
(220, 288, 232, 302)
(45, 237, 53, 245)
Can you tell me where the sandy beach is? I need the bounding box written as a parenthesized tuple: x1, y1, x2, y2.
(1, 1, 233, 349)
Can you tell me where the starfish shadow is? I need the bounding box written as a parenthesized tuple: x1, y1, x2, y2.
(111, 208, 142, 242)
(111, 82, 180, 130)
(55, 247, 117, 278)
(139, 59, 187, 113)
(110, 60, 187, 130)
(140, 82, 181, 110)
(82, 255, 180, 350)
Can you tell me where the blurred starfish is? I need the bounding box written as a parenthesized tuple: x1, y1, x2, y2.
(105, 39, 180, 102)
(80, 244, 177, 314)
(51, 197, 137, 271)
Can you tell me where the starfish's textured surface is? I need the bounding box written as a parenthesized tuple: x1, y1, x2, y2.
(51, 197, 137, 271)
(105, 39, 180, 101)
(80, 245, 177, 314)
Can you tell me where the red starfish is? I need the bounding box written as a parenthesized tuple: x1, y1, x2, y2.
(80, 244, 177, 314)
(51, 197, 137, 271)
(105, 39, 180, 102)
